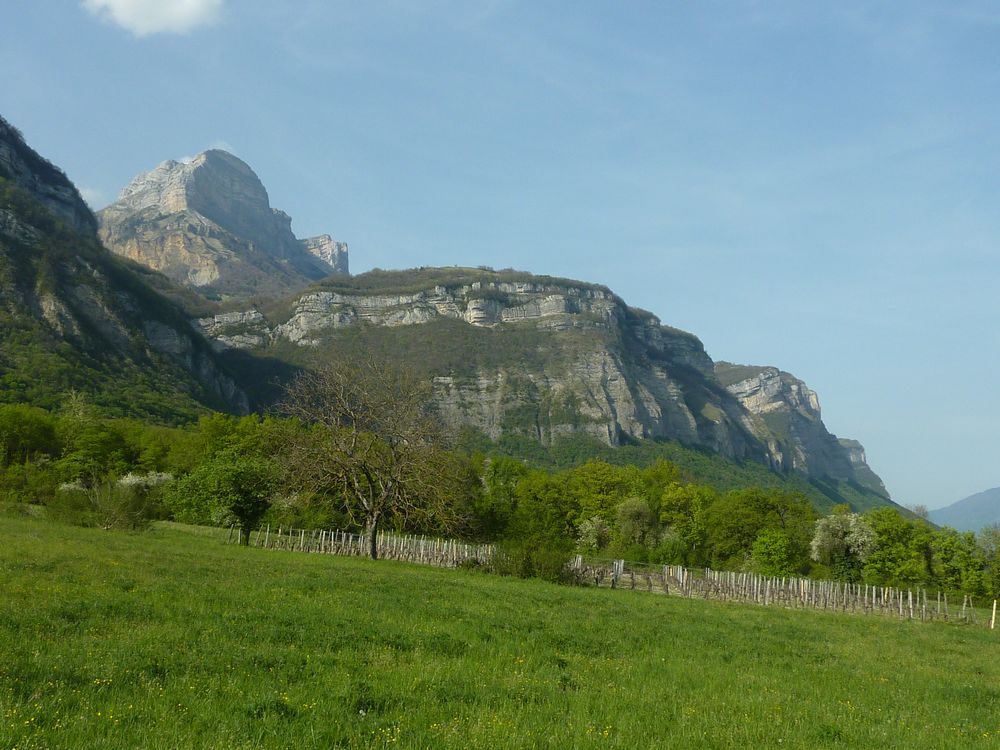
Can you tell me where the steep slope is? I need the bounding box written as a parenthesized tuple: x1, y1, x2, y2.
(714, 362, 889, 499)
(97, 150, 348, 298)
(929, 488, 1000, 532)
(0, 116, 247, 420)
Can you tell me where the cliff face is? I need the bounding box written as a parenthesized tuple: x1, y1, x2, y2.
(97, 150, 348, 297)
(714, 362, 888, 497)
(197, 270, 768, 460)
(194, 269, 890, 497)
(0, 116, 247, 418)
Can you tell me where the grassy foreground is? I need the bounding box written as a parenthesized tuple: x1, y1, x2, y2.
(1, 516, 999, 749)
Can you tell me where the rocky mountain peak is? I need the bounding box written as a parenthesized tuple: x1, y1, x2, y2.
(98, 149, 348, 297)
(113, 150, 266, 219)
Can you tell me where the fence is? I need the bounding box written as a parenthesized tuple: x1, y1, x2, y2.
(233, 526, 997, 629)
(573, 556, 997, 627)
(236, 524, 495, 568)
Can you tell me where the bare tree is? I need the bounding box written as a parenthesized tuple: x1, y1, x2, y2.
(278, 356, 466, 559)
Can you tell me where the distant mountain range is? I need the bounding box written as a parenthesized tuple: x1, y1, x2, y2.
(929, 488, 1000, 532)
(1, 112, 901, 513)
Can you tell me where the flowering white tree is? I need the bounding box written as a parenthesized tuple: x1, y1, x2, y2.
(810, 512, 875, 580)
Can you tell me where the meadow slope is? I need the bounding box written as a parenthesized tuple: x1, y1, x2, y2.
(1, 515, 998, 749)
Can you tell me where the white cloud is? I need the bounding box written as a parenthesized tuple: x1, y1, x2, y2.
(82, 0, 224, 37)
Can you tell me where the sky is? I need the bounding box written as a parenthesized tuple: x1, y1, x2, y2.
(3, 1, 1000, 509)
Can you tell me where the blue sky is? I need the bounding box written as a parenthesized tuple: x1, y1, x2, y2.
(4, 1, 1000, 508)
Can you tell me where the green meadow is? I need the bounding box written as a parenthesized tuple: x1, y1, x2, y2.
(2, 513, 998, 750)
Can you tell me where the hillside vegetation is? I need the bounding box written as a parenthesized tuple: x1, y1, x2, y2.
(2, 514, 999, 750)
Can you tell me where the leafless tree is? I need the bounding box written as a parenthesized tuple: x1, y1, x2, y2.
(278, 356, 466, 559)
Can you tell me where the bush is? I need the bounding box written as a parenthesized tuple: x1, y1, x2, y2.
(49, 473, 170, 530)
(490, 542, 576, 584)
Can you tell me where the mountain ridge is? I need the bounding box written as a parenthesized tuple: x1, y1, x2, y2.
(193, 264, 889, 507)
(8, 127, 895, 513)
(929, 488, 1000, 532)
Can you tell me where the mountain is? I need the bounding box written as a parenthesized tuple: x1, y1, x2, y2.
(0, 115, 247, 420)
(97, 150, 348, 299)
(714, 362, 889, 498)
(193, 267, 891, 508)
(929, 488, 1000, 532)
(92, 145, 893, 512)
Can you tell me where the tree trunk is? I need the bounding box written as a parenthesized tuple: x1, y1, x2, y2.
(366, 515, 379, 559)
(240, 525, 250, 545)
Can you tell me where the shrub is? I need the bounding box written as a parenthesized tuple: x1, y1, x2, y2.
(49, 472, 171, 530)
(490, 541, 575, 584)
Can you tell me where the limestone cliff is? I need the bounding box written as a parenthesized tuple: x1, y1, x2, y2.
(714, 362, 888, 497)
(97, 150, 348, 297)
(0, 115, 247, 417)
(197, 268, 769, 461)
(195, 268, 890, 497)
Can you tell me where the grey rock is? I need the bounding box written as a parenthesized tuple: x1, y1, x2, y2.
(716, 362, 889, 496)
(98, 150, 349, 296)
(301, 235, 349, 274)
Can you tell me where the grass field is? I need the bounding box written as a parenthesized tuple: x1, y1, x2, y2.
(2, 514, 999, 749)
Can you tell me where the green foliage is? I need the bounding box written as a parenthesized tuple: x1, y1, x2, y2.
(750, 529, 797, 576)
(659, 482, 716, 566)
(472, 456, 528, 540)
(613, 497, 656, 549)
(475, 432, 893, 516)
(862, 507, 935, 587)
(48, 473, 170, 530)
(704, 488, 816, 571)
(0, 404, 58, 464)
(166, 452, 276, 538)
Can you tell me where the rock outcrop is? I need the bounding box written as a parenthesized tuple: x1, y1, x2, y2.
(300, 234, 348, 275)
(0, 115, 248, 417)
(97, 150, 348, 297)
(714, 362, 888, 497)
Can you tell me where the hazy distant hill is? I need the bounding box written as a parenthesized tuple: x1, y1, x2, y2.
(929, 488, 1000, 532)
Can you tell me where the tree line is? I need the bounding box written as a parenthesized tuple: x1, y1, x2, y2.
(2, 360, 999, 598)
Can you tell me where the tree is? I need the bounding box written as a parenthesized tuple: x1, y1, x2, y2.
(168, 452, 275, 543)
(615, 497, 656, 548)
(658, 482, 718, 566)
(704, 488, 815, 570)
(279, 357, 465, 559)
(810, 511, 875, 581)
(862, 507, 934, 587)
